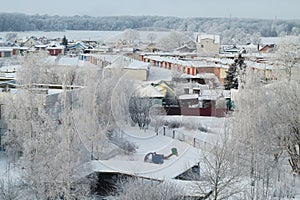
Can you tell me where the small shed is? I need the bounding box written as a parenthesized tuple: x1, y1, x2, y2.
(137, 84, 164, 106)
(46, 43, 65, 56)
(178, 94, 199, 108)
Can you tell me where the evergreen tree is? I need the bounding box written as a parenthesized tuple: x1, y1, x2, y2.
(224, 60, 239, 90)
(224, 53, 246, 90)
(61, 35, 68, 55)
(61, 35, 68, 47)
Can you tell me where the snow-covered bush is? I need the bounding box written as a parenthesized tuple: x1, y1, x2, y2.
(115, 177, 185, 200)
(106, 129, 138, 155)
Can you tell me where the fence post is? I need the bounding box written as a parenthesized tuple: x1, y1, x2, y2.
(163, 126, 166, 136)
(173, 130, 175, 139)
(193, 138, 196, 147)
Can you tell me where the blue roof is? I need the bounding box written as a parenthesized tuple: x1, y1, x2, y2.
(68, 42, 87, 49)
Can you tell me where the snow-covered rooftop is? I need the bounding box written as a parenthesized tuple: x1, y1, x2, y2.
(126, 59, 150, 70)
(178, 93, 199, 100)
(180, 73, 219, 79)
(0, 47, 13, 51)
(46, 56, 99, 68)
(35, 44, 48, 48)
(46, 46, 64, 50)
(144, 55, 229, 69)
(97, 55, 150, 70)
(81, 115, 226, 180)
(197, 34, 220, 44)
(88, 135, 201, 180)
(199, 90, 221, 100)
(136, 84, 164, 98)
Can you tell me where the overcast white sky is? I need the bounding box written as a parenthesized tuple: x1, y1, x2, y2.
(1, 0, 299, 20)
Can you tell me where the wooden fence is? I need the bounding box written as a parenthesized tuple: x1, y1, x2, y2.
(164, 106, 227, 117)
(157, 126, 211, 151)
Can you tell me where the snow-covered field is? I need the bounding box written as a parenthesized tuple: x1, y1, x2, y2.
(0, 30, 172, 43)
(0, 30, 122, 42)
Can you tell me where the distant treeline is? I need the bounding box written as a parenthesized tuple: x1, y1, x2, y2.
(1, 13, 300, 37)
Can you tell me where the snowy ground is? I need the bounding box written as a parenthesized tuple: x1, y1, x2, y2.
(1, 115, 300, 199)
(86, 116, 226, 180)
(90, 138, 201, 180)
(0, 30, 122, 42)
(0, 30, 172, 43)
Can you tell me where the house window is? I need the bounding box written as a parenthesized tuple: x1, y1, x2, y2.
(4, 52, 11, 57)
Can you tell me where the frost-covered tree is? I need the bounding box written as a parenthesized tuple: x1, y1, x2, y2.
(275, 36, 300, 81)
(2, 85, 92, 199)
(17, 52, 78, 86)
(231, 69, 298, 199)
(149, 105, 166, 133)
(158, 31, 190, 51)
(188, 131, 243, 200)
(1, 53, 138, 199)
(129, 97, 151, 129)
(72, 67, 135, 159)
(0, 177, 20, 200)
(5, 32, 17, 43)
(116, 177, 184, 200)
(230, 74, 277, 199)
(123, 29, 140, 45)
(17, 52, 48, 86)
(146, 32, 157, 44)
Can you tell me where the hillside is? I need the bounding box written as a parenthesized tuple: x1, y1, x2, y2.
(1, 13, 300, 38)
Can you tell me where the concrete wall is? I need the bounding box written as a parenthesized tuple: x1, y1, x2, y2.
(197, 38, 220, 57)
(123, 69, 148, 81)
